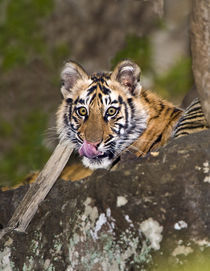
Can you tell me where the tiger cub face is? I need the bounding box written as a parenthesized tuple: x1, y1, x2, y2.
(56, 60, 148, 169)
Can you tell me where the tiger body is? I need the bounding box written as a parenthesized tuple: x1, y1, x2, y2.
(57, 60, 209, 170)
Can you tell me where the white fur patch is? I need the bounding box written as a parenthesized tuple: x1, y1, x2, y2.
(121, 66, 134, 73)
(61, 65, 77, 77)
(82, 156, 112, 170)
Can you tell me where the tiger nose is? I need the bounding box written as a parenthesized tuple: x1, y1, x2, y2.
(85, 140, 101, 147)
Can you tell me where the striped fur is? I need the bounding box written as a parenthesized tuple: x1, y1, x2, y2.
(56, 60, 209, 170)
(173, 98, 209, 138)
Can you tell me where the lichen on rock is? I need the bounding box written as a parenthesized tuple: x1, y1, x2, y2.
(0, 130, 210, 270)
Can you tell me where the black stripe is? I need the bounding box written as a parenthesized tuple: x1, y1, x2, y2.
(170, 107, 181, 118)
(64, 113, 69, 126)
(185, 107, 203, 115)
(108, 152, 114, 159)
(159, 102, 165, 114)
(170, 109, 182, 122)
(87, 85, 97, 96)
(116, 116, 123, 121)
(115, 123, 125, 128)
(74, 97, 79, 104)
(72, 116, 79, 123)
(102, 86, 111, 95)
(127, 98, 135, 116)
(149, 115, 159, 121)
(118, 95, 123, 104)
(176, 121, 206, 128)
(123, 102, 129, 129)
(98, 93, 103, 104)
(104, 135, 114, 144)
(98, 83, 103, 91)
(70, 138, 80, 145)
(76, 133, 83, 143)
(174, 132, 189, 137)
(111, 127, 120, 135)
(100, 77, 105, 84)
(89, 93, 96, 104)
(103, 115, 108, 122)
(141, 91, 150, 104)
(186, 99, 200, 108)
(165, 107, 171, 116)
(175, 124, 206, 133)
(180, 113, 205, 122)
(151, 102, 165, 117)
(148, 133, 162, 152)
(70, 124, 76, 130)
(79, 98, 85, 104)
(185, 109, 203, 118)
(66, 98, 73, 104)
(185, 105, 202, 115)
(68, 104, 72, 120)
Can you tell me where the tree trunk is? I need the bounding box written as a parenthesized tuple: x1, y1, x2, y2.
(153, 0, 164, 17)
(191, 0, 210, 125)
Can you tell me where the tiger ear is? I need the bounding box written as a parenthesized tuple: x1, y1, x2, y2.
(111, 60, 142, 96)
(61, 61, 88, 98)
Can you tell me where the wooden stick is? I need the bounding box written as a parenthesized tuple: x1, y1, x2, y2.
(0, 141, 73, 240)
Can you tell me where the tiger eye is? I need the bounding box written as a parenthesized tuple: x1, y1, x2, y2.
(78, 107, 87, 116)
(107, 107, 117, 116)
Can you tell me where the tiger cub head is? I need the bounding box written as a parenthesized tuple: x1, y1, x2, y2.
(56, 60, 147, 169)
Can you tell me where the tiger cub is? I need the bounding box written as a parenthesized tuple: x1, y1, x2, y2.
(56, 60, 209, 170)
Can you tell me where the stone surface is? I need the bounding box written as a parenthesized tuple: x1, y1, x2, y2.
(0, 130, 210, 270)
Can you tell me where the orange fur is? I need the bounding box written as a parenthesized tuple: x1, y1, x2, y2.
(131, 89, 183, 156)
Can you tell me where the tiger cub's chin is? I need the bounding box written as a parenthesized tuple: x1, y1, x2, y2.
(82, 156, 113, 170)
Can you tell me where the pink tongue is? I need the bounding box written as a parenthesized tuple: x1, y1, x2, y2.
(79, 140, 102, 158)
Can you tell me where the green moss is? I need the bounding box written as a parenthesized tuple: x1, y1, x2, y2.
(0, 0, 54, 71)
(155, 18, 167, 30)
(152, 250, 210, 271)
(52, 43, 70, 66)
(0, 111, 51, 186)
(0, 0, 72, 72)
(111, 35, 152, 72)
(0, 119, 13, 138)
(154, 58, 193, 99)
(45, 42, 71, 81)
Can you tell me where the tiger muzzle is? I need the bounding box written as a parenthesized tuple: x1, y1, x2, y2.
(79, 140, 103, 158)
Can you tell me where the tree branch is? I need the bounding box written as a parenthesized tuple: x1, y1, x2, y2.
(191, 0, 210, 125)
(0, 141, 73, 240)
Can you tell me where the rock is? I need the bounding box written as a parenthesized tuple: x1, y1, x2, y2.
(0, 130, 210, 270)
